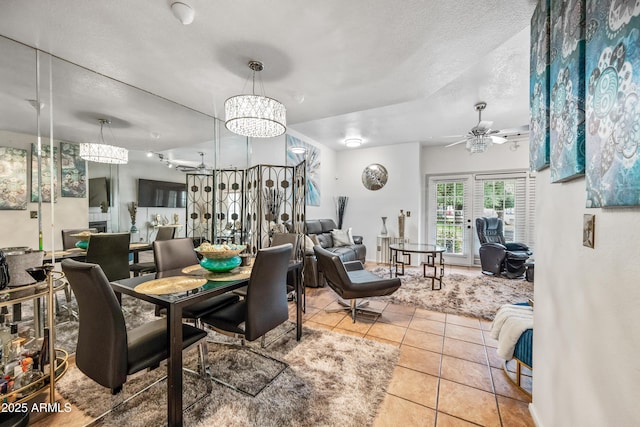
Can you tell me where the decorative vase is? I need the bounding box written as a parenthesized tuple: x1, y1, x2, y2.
(200, 256, 242, 272)
(130, 224, 137, 233)
(398, 210, 405, 240)
(380, 217, 388, 235)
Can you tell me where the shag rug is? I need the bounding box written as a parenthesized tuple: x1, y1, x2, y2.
(56, 322, 399, 427)
(369, 267, 533, 320)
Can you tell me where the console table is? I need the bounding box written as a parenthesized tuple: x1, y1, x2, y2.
(389, 243, 445, 290)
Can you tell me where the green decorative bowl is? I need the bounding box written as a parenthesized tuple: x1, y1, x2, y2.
(195, 244, 246, 272)
(75, 240, 89, 249)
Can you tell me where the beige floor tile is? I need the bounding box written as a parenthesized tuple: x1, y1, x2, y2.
(486, 347, 504, 369)
(366, 335, 401, 347)
(301, 306, 320, 321)
(482, 330, 499, 348)
(383, 303, 416, 316)
(307, 308, 346, 327)
(437, 379, 501, 427)
(435, 412, 479, 426)
(442, 338, 488, 366)
(441, 355, 493, 393)
(387, 366, 439, 408)
(398, 345, 442, 377)
(409, 317, 446, 335)
(377, 310, 413, 328)
(480, 319, 493, 331)
(303, 320, 333, 331)
(403, 329, 444, 353)
(335, 315, 374, 334)
(373, 394, 436, 427)
(496, 395, 535, 427)
(332, 328, 366, 338)
(414, 308, 446, 322)
(491, 367, 532, 402)
(367, 322, 407, 343)
(446, 314, 481, 329)
(444, 324, 484, 345)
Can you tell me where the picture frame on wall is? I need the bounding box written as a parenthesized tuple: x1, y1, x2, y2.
(0, 146, 28, 210)
(60, 142, 87, 198)
(31, 143, 58, 203)
(286, 134, 320, 206)
(583, 214, 594, 248)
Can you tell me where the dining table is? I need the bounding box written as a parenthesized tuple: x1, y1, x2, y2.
(110, 259, 303, 427)
(43, 242, 152, 263)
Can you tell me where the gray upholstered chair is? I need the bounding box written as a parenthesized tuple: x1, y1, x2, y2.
(129, 226, 176, 276)
(5, 250, 43, 321)
(314, 245, 401, 322)
(61, 259, 207, 396)
(85, 232, 131, 282)
(61, 228, 98, 250)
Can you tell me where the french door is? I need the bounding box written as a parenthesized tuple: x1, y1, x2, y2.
(428, 175, 474, 265)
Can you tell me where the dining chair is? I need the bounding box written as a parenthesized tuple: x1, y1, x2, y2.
(85, 232, 131, 282)
(200, 243, 292, 395)
(129, 226, 176, 276)
(61, 228, 98, 250)
(61, 259, 207, 419)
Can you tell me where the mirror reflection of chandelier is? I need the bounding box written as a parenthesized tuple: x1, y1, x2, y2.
(466, 134, 492, 154)
(80, 119, 128, 164)
(224, 60, 287, 138)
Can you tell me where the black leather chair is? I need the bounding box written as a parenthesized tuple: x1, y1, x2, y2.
(129, 226, 176, 276)
(476, 217, 532, 279)
(61, 228, 98, 250)
(201, 243, 292, 344)
(314, 245, 401, 322)
(61, 259, 207, 396)
(85, 232, 131, 282)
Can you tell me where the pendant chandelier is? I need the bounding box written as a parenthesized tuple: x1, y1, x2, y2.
(224, 60, 286, 138)
(80, 119, 128, 164)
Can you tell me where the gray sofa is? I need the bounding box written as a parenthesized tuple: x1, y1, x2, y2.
(304, 219, 366, 287)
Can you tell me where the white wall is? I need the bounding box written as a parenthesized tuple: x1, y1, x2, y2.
(337, 142, 422, 262)
(532, 168, 640, 426)
(0, 130, 89, 250)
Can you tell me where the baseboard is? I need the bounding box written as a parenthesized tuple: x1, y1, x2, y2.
(529, 402, 544, 427)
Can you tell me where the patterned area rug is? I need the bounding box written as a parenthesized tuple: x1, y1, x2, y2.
(56, 322, 399, 427)
(369, 267, 533, 320)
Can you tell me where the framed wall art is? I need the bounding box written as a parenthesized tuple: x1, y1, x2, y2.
(530, 0, 551, 172)
(0, 146, 28, 210)
(31, 143, 58, 203)
(585, 2, 640, 207)
(286, 134, 320, 206)
(60, 142, 87, 198)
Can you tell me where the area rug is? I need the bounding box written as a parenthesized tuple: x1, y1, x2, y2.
(369, 267, 533, 320)
(56, 323, 399, 426)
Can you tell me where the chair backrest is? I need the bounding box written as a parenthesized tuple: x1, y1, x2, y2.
(61, 228, 99, 250)
(476, 217, 506, 245)
(85, 233, 131, 281)
(313, 245, 354, 294)
(6, 250, 44, 286)
(153, 238, 199, 275)
(61, 259, 128, 389)
(155, 226, 176, 241)
(270, 233, 301, 261)
(245, 243, 292, 341)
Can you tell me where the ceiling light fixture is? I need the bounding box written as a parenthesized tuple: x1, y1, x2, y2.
(79, 119, 128, 164)
(146, 151, 153, 157)
(225, 60, 287, 138)
(289, 146, 306, 154)
(466, 134, 492, 154)
(345, 138, 362, 148)
(171, 2, 195, 25)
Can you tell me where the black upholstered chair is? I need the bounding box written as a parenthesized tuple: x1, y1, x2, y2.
(61, 259, 207, 396)
(61, 228, 98, 250)
(201, 243, 292, 344)
(476, 217, 532, 279)
(313, 245, 401, 322)
(85, 232, 131, 282)
(129, 226, 176, 276)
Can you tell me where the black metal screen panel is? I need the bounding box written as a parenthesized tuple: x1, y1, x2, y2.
(213, 169, 245, 244)
(186, 173, 213, 244)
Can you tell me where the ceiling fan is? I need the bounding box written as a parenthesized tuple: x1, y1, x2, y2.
(444, 102, 528, 153)
(174, 152, 213, 174)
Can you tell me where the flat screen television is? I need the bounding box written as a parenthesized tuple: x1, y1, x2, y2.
(137, 179, 187, 208)
(88, 177, 110, 207)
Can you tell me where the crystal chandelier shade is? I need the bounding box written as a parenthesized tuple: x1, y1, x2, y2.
(466, 135, 492, 154)
(224, 60, 287, 138)
(79, 119, 128, 164)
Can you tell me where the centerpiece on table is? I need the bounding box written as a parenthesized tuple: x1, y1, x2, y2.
(70, 230, 93, 249)
(194, 242, 246, 272)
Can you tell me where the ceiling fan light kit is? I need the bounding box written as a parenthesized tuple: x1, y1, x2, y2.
(171, 2, 195, 25)
(225, 60, 287, 138)
(79, 118, 128, 164)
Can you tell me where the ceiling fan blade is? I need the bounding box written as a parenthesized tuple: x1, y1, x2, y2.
(495, 124, 530, 135)
(444, 139, 467, 148)
(490, 135, 508, 144)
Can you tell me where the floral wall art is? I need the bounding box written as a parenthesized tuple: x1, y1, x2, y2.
(530, 0, 551, 172)
(549, 0, 586, 182)
(60, 142, 86, 198)
(31, 143, 58, 203)
(585, 1, 640, 207)
(286, 134, 320, 206)
(0, 146, 28, 210)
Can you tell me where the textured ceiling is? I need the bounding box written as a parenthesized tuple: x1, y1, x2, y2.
(0, 0, 536, 163)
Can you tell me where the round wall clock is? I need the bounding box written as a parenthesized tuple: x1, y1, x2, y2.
(361, 163, 388, 191)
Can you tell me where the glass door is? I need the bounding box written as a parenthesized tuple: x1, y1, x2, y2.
(428, 175, 473, 265)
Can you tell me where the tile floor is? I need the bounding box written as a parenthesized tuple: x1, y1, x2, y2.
(33, 265, 534, 427)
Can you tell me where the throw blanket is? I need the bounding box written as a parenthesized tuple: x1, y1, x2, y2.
(490, 304, 533, 360)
